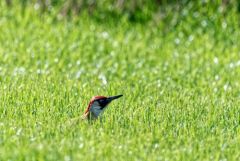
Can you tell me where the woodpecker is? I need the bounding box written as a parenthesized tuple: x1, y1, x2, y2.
(67, 95, 123, 126)
(81, 94, 123, 120)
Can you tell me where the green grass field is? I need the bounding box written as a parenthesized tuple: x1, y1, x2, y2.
(0, 1, 240, 161)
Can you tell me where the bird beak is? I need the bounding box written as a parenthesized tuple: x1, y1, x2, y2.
(107, 94, 123, 102)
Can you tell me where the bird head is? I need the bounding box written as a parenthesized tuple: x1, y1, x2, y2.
(82, 94, 123, 120)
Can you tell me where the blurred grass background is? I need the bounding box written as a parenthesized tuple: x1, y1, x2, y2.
(0, 0, 240, 161)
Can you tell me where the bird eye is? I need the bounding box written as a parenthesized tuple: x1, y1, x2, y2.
(98, 99, 107, 107)
(98, 99, 104, 104)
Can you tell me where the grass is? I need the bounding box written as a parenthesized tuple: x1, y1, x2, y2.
(0, 2, 240, 161)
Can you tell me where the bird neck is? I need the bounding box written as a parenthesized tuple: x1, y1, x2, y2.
(86, 111, 98, 120)
(82, 109, 102, 120)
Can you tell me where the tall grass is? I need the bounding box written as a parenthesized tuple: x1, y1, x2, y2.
(0, 1, 240, 161)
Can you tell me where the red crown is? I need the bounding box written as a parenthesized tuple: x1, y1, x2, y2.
(84, 96, 107, 114)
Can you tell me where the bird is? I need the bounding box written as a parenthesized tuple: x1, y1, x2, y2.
(68, 94, 123, 125)
(81, 94, 123, 120)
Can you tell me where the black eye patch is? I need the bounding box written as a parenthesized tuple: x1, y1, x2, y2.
(98, 99, 109, 109)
